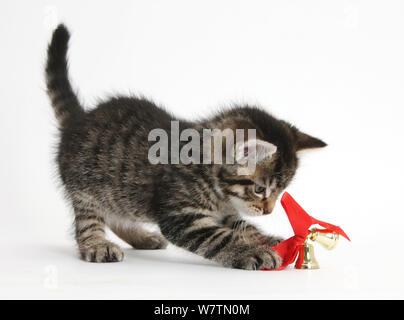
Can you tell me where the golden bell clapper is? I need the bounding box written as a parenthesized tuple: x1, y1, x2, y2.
(295, 228, 340, 269)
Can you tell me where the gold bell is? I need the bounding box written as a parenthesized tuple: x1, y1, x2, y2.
(296, 242, 320, 269)
(295, 229, 339, 270)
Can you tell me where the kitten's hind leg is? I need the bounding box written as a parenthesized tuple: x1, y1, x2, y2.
(110, 224, 168, 250)
(74, 204, 124, 263)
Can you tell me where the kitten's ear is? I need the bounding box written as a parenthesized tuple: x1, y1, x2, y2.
(236, 139, 277, 164)
(295, 130, 327, 151)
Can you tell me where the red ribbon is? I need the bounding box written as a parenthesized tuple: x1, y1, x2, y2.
(261, 192, 350, 271)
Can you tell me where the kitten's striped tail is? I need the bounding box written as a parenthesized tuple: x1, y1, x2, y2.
(45, 24, 84, 128)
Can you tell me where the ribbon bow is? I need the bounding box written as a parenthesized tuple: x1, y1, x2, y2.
(261, 192, 350, 271)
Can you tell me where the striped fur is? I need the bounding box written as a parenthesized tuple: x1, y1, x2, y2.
(45, 24, 326, 269)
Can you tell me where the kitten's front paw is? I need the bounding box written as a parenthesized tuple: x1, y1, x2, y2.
(80, 241, 124, 263)
(259, 235, 285, 247)
(232, 246, 282, 270)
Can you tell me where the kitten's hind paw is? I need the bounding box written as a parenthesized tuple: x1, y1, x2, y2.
(133, 233, 168, 250)
(80, 241, 124, 263)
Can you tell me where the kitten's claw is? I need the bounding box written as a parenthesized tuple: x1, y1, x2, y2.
(259, 235, 285, 247)
(80, 241, 124, 263)
(232, 246, 282, 270)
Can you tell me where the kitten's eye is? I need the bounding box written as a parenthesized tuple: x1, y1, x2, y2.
(254, 184, 266, 194)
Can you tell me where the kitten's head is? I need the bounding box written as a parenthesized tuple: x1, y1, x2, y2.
(214, 106, 327, 217)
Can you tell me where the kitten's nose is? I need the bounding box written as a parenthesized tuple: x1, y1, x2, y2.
(262, 199, 275, 215)
(263, 208, 272, 215)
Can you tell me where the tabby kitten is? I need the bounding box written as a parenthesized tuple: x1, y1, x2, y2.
(46, 25, 326, 270)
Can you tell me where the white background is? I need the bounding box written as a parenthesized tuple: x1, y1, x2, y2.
(1, 0, 403, 299)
